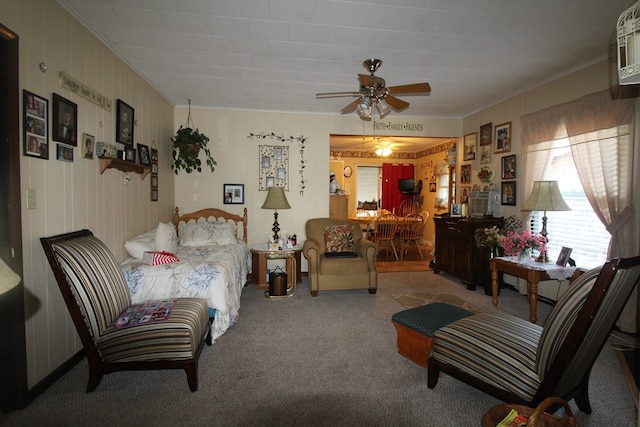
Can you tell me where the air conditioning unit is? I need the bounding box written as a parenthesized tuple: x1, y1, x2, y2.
(468, 191, 500, 217)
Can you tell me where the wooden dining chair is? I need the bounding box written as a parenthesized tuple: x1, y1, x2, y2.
(397, 213, 424, 259)
(375, 213, 399, 260)
(399, 199, 420, 217)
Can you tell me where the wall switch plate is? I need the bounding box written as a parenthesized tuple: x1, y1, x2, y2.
(27, 188, 36, 209)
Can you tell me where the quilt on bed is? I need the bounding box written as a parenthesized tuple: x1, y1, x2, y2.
(121, 241, 250, 341)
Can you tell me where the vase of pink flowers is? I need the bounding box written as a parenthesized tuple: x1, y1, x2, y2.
(498, 230, 547, 263)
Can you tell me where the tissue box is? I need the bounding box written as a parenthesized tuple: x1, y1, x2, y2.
(143, 251, 179, 266)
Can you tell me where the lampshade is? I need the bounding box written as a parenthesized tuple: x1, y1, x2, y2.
(0, 257, 21, 295)
(376, 99, 391, 118)
(357, 98, 372, 120)
(521, 181, 570, 212)
(261, 186, 291, 210)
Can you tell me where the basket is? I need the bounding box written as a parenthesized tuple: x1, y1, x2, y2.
(481, 397, 577, 427)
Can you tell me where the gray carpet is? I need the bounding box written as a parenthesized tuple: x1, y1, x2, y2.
(3, 271, 637, 426)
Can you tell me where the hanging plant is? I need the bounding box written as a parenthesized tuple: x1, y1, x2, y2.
(171, 100, 216, 175)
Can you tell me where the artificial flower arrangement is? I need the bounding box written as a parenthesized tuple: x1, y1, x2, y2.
(474, 225, 502, 248)
(477, 166, 494, 183)
(498, 230, 547, 258)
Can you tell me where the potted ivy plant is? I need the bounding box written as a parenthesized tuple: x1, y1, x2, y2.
(171, 126, 216, 174)
(171, 100, 217, 175)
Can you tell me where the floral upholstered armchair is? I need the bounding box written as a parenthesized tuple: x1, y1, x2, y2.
(302, 218, 378, 297)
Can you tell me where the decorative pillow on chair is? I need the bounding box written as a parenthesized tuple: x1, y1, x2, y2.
(323, 224, 357, 257)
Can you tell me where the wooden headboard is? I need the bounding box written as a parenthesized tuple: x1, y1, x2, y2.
(173, 207, 248, 243)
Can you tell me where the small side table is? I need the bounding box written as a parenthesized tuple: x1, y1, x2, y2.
(250, 246, 302, 290)
(491, 257, 576, 323)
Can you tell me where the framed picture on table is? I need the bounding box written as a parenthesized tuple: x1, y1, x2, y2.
(556, 247, 573, 266)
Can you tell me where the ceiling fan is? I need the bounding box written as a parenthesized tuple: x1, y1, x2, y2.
(316, 59, 431, 120)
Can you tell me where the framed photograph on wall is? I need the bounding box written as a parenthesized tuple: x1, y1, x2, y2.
(463, 132, 477, 161)
(501, 181, 516, 206)
(81, 133, 95, 159)
(150, 175, 158, 188)
(151, 188, 158, 202)
(116, 99, 134, 146)
(56, 144, 73, 162)
(494, 121, 511, 153)
(501, 154, 516, 179)
(23, 90, 49, 159)
(52, 93, 77, 146)
(429, 182, 436, 192)
(460, 164, 471, 184)
(480, 122, 492, 146)
(137, 143, 151, 166)
(223, 184, 244, 204)
(480, 145, 491, 164)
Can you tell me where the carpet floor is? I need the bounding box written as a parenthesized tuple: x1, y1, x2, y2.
(2, 271, 636, 426)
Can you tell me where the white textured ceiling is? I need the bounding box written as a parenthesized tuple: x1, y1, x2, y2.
(57, 0, 630, 120)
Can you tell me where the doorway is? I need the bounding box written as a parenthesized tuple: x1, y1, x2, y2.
(0, 22, 27, 413)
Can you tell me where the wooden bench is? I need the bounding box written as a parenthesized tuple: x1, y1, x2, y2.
(392, 302, 472, 369)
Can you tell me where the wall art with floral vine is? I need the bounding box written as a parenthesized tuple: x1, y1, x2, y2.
(248, 132, 308, 196)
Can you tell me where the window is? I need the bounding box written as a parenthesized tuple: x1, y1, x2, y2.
(356, 166, 381, 208)
(528, 140, 609, 268)
(434, 164, 449, 209)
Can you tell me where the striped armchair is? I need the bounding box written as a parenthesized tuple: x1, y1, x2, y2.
(427, 255, 640, 413)
(41, 230, 212, 392)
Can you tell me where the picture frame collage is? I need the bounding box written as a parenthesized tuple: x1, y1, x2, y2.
(258, 145, 289, 190)
(150, 147, 158, 202)
(457, 121, 515, 207)
(23, 91, 154, 172)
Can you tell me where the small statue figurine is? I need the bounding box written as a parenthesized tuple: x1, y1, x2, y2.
(330, 170, 338, 194)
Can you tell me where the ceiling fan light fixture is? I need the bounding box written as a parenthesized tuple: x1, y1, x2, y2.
(357, 97, 372, 119)
(376, 99, 391, 118)
(375, 146, 392, 157)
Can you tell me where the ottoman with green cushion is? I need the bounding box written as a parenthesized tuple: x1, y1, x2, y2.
(391, 302, 472, 369)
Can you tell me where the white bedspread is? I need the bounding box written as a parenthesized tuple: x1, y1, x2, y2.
(121, 241, 251, 341)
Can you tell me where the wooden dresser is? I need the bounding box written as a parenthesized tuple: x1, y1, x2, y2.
(432, 215, 504, 294)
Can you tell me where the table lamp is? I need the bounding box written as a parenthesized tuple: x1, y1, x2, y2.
(261, 186, 291, 242)
(521, 180, 570, 262)
(0, 257, 21, 295)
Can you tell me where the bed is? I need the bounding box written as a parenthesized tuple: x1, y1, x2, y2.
(120, 207, 250, 341)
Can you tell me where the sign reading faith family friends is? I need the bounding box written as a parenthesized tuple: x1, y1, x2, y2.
(59, 71, 112, 112)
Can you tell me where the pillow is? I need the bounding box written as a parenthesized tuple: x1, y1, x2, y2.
(180, 222, 237, 247)
(124, 229, 156, 259)
(323, 224, 355, 255)
(155, 222, 178, 253)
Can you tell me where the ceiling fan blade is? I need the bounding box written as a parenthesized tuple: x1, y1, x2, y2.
(384, 95, 410, 112)
(341, 98, 361, 114)
(387, 82, 431, 96)
(316, 91, 360, 99)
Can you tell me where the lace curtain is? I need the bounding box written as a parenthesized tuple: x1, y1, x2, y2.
(520, 90, 637, 331)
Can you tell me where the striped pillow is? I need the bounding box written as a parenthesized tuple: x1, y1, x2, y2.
(536, 266, 601, 380)
(52, 235, 131, 338)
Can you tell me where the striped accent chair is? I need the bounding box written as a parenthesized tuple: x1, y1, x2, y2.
(41, 230, 212, 392)
(428, 255, 640, 413)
